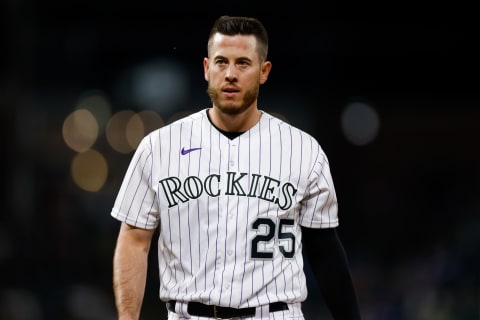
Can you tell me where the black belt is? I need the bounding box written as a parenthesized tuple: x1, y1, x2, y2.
(166, 300, 288, 318)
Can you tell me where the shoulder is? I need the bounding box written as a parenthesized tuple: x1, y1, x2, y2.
(137, 108, 208, 148)
(261, 110, 331, 166)
(261, 110, 321, 145)
(149, 108, 207, 134)
(164, 108, 207, 128)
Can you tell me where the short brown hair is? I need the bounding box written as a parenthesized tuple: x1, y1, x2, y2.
(207, 15, 269, 62)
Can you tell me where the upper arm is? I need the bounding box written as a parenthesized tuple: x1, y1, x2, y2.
(116, 222, 156, 253)
(301, 226, 345, 271)
(302, 226, 337, 253)
(299, 144, 339, 229)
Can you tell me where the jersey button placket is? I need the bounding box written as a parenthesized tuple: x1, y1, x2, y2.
(221, 140, 237, 298)
(229, 141, 237, 169)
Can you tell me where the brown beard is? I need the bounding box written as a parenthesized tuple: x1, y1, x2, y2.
(206, 83, 260, 115)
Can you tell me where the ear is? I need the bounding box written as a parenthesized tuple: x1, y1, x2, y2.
(259, 61, 272, 85)
(203, 57, 209, 81)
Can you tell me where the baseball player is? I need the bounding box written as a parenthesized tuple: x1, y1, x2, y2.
(111, 15, 361, 319)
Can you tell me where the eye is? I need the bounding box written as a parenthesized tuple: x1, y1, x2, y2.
(236, 58, 252, 69)
(215, 58, 228, 65)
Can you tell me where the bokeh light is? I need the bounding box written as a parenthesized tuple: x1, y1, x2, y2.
(62, 109, 99, 152)
(75, 90, 112, 132)
(136, 110, 165, 136)
(125, 113, 145, 150)
(125, 110, 165, 150)
(71, 149, 108, 192)
(341, 101, 380, 146)
(115, 58, 189, 114)
(105, 110, 136, 154)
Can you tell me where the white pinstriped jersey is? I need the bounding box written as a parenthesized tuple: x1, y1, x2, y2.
(111, 108, 339, 309)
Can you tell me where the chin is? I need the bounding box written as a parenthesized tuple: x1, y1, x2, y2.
(222, 105, 249, 115)
(215, 102, 244, 114)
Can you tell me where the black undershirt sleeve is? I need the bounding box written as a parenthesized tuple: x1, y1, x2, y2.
(301, 226, 362, 319)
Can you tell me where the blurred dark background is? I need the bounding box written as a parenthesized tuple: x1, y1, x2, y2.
(1, 1, 479, 319)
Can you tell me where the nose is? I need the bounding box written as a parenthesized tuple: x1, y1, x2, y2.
(225, 64, 237, 81)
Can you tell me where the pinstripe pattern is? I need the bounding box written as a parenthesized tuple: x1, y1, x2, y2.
(111, 108, 339, 310)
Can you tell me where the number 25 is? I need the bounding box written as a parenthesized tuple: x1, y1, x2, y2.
(251, 218, 295, 259)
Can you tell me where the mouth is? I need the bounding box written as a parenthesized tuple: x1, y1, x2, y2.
(221, 86, 240, 98)
(221, 85, 240, 93)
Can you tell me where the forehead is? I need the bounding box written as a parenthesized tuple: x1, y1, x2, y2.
(210, 33, 258, 59)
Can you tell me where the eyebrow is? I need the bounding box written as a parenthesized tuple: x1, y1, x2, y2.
(214, 55, 253, 63)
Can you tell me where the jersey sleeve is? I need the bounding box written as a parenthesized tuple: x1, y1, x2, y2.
(110, 135, 160, 229)
(299, 146, 339, 229)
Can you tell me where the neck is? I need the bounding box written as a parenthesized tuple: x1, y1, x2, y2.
(208, 106, 262, 132)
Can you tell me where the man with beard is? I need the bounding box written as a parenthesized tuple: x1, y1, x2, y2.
(111, 15, 361, 320)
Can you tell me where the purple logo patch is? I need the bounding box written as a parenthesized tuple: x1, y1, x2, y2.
(181, 147, 202, 155)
